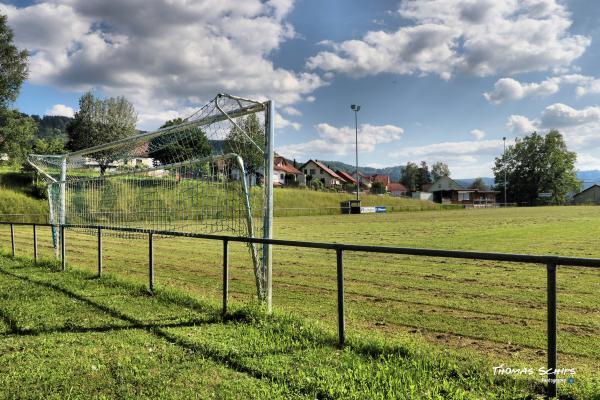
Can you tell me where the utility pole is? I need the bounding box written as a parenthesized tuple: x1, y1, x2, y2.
(351, 104, 361, 201)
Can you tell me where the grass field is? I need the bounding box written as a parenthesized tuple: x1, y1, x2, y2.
(1, 206, 600, 398)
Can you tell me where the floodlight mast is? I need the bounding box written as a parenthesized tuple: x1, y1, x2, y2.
(351, 104, 361, 201)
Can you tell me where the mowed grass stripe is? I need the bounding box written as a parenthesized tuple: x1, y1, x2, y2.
(0, 256, 544, 399)
(0, 206, 599, 379)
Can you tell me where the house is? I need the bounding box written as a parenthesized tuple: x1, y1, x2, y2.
(300, 159, 343, 187)
(273, 156, 303, 187)
(371, 175, 391, 191)
(388, 182, 408, 197)
(430, 176, 498, 207)
(573, 184, 600, 204)
(351, 171, 372, 189)
(336, 170, 358, 190)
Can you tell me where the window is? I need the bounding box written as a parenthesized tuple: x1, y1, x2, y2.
(310, 169, 316, 175)
(280, 173, 285, 180)
(304, 169, 307, 174)
(320, 169, 324, 174)
(458, 192, 470, 201)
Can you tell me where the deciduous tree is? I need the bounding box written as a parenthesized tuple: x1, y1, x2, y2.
(67, 92, 137, 174)
(492, 131, 579, 204)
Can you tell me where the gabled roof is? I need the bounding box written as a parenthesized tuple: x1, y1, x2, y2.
(388, 182, 407, 192)
(336, 170, 357, 184)
(301, 159, 342, 180)
(371, 175, 390, 185)
(430, 176, 465, 191)
(274, 156, 301, 175)
(573, 184, 600, 198)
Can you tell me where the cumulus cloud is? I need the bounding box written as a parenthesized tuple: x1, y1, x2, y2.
(506, 103, 600, 169)
(392, 139, 503, 158)
(507, 115, 538, 134)
(484, 74, 599, 104)
(277, 123, 403, 158)
(45, 104, 75, 118)
(275, 112, 301, 131)
(0, 0, 324, 130)
(307, 0, 589, 79)
(470, 129, 486, 140)
(281, 106, 302, 116)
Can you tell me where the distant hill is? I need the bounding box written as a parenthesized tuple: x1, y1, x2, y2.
(455, 177, 495, 189)
(28, 114, 72, 140)
(577, 170, 600, 189)
(320, 160, 405, 181)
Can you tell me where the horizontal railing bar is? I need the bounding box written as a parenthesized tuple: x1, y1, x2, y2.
(2, 221, 600, 268)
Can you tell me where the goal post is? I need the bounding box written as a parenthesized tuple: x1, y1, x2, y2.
(28, 93, 274, 308)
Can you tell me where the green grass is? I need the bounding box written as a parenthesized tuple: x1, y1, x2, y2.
(0, 189, 48, 218)
(273, 188, 447, 214)
(1, 206, 600, 398)
(0, 256, 538, 399)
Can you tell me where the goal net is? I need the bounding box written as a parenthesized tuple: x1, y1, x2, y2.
(28, 93, 274, 301)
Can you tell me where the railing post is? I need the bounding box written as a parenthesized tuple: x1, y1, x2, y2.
(60, 225, 65, 271)
(336, 247, 345, 347)
(223, 239, 229, 316)
(547, 263, 557, 398)
(10, 224, 15, 257)
(148, 232, 154, 292)
(33, 225, 37, 263)
(97, 227, 102, 277)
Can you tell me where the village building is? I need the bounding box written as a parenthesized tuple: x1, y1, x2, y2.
(300, 159, 343, 188)
(430, 176, 498, 207)
(573, 184, 600, 204)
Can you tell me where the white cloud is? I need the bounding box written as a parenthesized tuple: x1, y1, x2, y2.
(484, 74, 598, 104)
(45, 104, 75, 118)
(277, 122, 403, 158)
(307, 0, 589, 79)
(0, 0, 325, 130)
(505, 103, 600, 169)
(387, 139, 504, 179)
(507, 115, 538, 134)
(275, 112, 301, 131)
(392, 139, 503, 158)
(470, 129, 486, 140)
(281, 106, 302, 116)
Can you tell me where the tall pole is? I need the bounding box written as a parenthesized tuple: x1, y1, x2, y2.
(264, 100, 275, 313)
(351, 105, 361, 201)
(503, 137, 507, 206)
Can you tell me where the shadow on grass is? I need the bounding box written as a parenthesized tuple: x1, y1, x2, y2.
(0, 255, 547, 399)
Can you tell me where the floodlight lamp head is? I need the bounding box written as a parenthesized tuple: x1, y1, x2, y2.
(351, 104, 360, 111)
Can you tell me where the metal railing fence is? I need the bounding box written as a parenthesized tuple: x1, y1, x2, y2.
(1, 221, 599, 399)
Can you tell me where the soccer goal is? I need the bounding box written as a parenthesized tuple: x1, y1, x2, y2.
(28, 93, 274, 305)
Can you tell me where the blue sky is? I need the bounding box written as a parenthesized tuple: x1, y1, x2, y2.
(3, 0, 600, 177)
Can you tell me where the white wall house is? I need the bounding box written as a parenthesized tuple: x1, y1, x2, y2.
(300, 160, 342, 187)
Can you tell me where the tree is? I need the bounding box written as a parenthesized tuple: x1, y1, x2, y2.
(371, 181, 386, 194)
(492, 131, 579, 204)
(417, 161, 432, 190)
(148, 118, 211, 166)
(0, 15, 28, 108)
(431, 161, 450, 181)
(67, 92, 137, 174)
(224, 114, 264, 179)
(400, 162, 419, 191)
(33, 137, 66, 155)
(469, 177, 488, 191)
(0, 108, 36, 165)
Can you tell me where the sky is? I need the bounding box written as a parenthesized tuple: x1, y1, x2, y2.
(3, 0, 600, 178)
